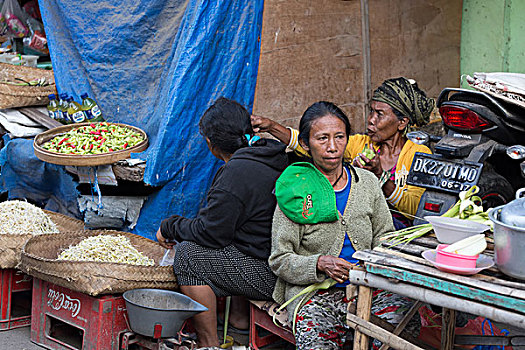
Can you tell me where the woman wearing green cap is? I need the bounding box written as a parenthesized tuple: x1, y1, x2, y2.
(269, 101, 421, 349)
(252, 77, 434, 227)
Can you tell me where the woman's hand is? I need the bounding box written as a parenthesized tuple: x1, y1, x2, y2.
(353, 152, 383, 178)
(317, 255, 352, 283)
(251, 115, 274, 133)
(251, 115, 292, 145)
(156, 228, 175, 250)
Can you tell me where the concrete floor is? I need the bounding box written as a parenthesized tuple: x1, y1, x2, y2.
(0, 326, 292, 350)
(1, 319, 522, 350)
(0, 326, 43, 350)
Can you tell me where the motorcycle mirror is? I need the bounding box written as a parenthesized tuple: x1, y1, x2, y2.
(407, 131, 429, 145)
(506, 145, 525, 160)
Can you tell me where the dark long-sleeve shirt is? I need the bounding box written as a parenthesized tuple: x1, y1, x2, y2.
(160, 139, 288, 259)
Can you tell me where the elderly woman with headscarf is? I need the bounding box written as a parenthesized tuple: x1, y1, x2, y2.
(252, 77, 435, 227)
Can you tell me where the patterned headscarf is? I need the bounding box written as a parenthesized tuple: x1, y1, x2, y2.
(372, 77, 435, 127)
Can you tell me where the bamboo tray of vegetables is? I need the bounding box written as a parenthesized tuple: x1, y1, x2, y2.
(19, 230, 177, 296)
(33, 122, 148, 166)
(0, 200, 85, 269)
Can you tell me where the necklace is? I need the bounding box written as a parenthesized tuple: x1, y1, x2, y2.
(331, 167, 345, 188)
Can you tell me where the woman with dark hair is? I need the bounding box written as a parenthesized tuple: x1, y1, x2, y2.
(253, 77, 434, 227)
(269, 101, 420, 349)
(156, 97, 288, 349)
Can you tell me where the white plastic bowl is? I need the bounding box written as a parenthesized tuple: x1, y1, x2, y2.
(425, 216, 490, 244)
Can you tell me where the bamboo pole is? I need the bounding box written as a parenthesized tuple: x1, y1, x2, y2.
(348, 301, 433, 350)
(347, 313, 425, 350)
(357, 249, 525, 300)
(378, 301, 423, 350)
(349, 270, 525, 329)
(440, 308, 456, 350)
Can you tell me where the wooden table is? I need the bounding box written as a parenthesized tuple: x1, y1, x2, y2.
(347, 235, 525, 350)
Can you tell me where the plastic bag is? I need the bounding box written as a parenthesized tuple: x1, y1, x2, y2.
(23, 0, 41, 20)
(159, 247, 176, 266)
(0, 12, 7, 36)
(418, 306, 511, 350)
(0, 0, 29, 38)
(26, 17, 47, 52)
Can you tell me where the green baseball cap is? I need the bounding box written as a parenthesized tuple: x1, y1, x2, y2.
(275, 162, 339, 224)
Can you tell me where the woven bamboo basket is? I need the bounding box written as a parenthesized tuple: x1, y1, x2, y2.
(0, 209, 84, 269)
(0, 63, 57, 109)
(19, 230, 178, 296)
(43, 209, 85, 232)
(33, 122, 149, 166)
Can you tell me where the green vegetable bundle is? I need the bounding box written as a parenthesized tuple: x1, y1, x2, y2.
(382, 186, 493, 247)
(42, 122, 144, 155)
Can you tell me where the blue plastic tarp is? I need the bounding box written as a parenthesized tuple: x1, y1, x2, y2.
(0, 137, 80, 217)
(0, 0, 264, 239)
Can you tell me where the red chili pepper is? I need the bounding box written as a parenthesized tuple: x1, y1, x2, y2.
(82, 145, 86, 150)
(89, 144, 94, 150)
(100, 138, 106, 144)
(109, 148, 113, 152)
(99, 129, 108, 133)
(58, 137, 69, 145)
(91, 123, 96, 128)
(89, 131, 101, 135)
(66, 143, 76, 148)
(123, 143, 128, 149)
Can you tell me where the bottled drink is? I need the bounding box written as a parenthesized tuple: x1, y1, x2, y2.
(81, 93, 104, 122)
(67, 97, 86, 123)
(58, 93, 70, 123)
(46, 94, 59, 120)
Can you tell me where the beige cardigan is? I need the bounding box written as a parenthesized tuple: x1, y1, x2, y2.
(269, 167, 394, 319)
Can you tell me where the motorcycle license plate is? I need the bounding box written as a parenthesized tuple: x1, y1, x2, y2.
(406, 152, 483, 194)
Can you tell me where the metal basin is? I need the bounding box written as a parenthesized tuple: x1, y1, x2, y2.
(489, 206, 525, 280)
(123, 289, 207, 338)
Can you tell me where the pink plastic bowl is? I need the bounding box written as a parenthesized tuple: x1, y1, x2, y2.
(435, 244, 479, 269)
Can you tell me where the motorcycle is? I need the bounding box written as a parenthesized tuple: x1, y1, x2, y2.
(406, 73, 525, 224)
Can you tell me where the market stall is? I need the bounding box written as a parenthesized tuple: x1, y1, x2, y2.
(346, 192, 525, 350)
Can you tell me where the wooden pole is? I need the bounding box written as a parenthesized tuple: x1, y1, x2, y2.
(347, 313, 425, 350)
(378, 301, 423, 350)
(440, 308, 456, 350)
(360, 0, 371, 127)
(348, 301, 433, 350)
(353, 285, 373, 350)
(349, 269, 525, 329)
